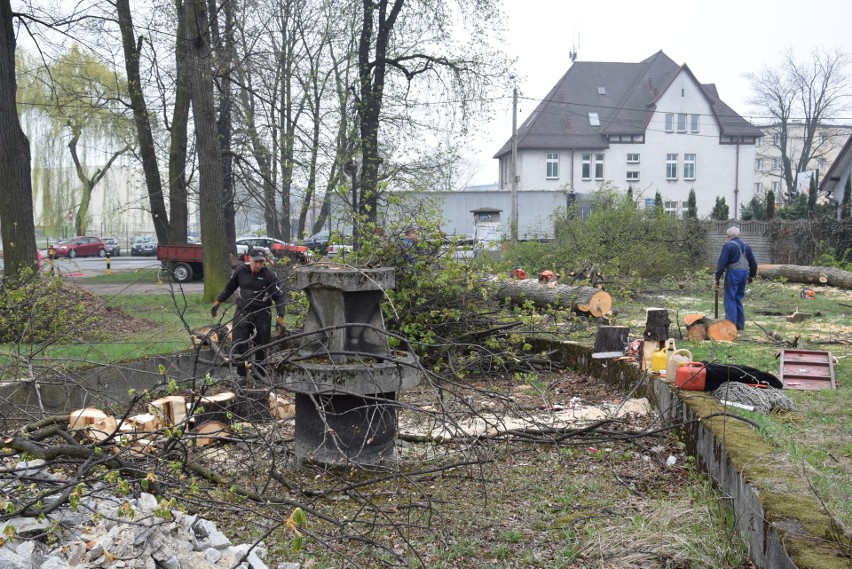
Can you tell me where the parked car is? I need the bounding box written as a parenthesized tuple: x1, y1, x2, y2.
(102, 237, 121, 257)
(299, 231, 330, 255)
(49, 236, 107, 259)
(131, 236, 157, 256)
(236, 236, 309, 263)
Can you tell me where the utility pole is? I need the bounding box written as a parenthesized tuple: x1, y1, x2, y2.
(510, 87, 518, 241)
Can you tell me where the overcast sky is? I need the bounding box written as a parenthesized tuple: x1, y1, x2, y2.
(467, 0, 852, 184)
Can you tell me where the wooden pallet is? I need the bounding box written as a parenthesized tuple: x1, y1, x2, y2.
(778, 349, 836, 390)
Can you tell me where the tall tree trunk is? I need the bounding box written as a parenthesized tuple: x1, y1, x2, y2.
(0, 0, 37, 276)
(186, 0, 230, 301)
(167, 0, 191, 244)
(356, 0, 403, 240)
(116, 0, 170, 242)
(210, 0, 236, 248)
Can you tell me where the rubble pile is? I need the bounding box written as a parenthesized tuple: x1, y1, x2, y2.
(1, 461, 299, 569)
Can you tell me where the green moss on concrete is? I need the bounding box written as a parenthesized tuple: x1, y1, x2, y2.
(530, 338, 851, 569)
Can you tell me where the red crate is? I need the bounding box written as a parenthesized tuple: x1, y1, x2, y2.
(778, 350, 836, 390)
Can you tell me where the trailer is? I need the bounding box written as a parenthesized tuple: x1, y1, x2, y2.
(157, 243, 204, 283)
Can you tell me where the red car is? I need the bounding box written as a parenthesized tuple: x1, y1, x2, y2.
(50, 236, 107, 258)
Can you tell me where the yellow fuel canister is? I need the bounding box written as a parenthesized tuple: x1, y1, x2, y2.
(651, 345, 669, 373)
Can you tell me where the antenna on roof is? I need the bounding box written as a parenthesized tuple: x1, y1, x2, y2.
(570, 30, 580, 63)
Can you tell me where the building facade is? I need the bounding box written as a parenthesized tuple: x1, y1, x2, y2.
(494, 51, 762, 218)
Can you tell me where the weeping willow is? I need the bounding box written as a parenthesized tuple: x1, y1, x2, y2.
(17, 45, 137, 238)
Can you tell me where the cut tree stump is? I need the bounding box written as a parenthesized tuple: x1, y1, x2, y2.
(643, 308, 670, 341)
(494, 278, 613, 318)
(194, 391, 237, 425)
(592, 326, 629, 358)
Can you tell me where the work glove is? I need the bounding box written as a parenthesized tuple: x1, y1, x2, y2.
(211, 304, 218, 318)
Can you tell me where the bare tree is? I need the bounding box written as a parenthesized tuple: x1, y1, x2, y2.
(116, 0, 171, 242)
(748, 47, 850, 202)
(0, 0, 38, 276)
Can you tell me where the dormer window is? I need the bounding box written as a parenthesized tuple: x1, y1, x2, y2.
(589, 112, 600, 126)
(597, 87, 606, 95)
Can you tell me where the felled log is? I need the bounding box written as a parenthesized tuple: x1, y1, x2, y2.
(684, 314, 708, 341)
(757, 264, 852, 290)
(707, 320, 738, 342)
(269, 393, 295, 419)
(150, 395, 187, 427)
(68, 408, 108, 431)
(193, 421, 230, 447)
(494, 278, 613, 318)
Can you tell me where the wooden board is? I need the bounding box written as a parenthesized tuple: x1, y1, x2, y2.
(778, 349, 836, 390)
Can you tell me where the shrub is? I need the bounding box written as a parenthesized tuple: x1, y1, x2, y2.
(0, 270, 101, 344)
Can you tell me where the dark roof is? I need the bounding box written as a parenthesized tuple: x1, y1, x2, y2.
(495, 51, 762, 158)
(819, 132, 852, 197)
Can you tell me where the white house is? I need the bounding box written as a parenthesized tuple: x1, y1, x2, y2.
(494, 51, 763, 218)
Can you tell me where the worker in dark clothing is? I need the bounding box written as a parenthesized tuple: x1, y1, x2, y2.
(714, 226, 758, 331)
(211, 249, 287, 379)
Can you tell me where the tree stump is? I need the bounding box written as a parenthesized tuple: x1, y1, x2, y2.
(643, 308, 670, 341)
(592, 326, 629, 358)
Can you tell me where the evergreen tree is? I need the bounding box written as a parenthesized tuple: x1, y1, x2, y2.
(686, 188, 697, 218)
(654, 191, 663, 217)
(711, 196, 729, 220)
(741, 195, 766, 221)
(626, 186, 633, 204)
(841, 176, 851, 220)
(807, 175, 818, 215)
(766, 190, 776, 220)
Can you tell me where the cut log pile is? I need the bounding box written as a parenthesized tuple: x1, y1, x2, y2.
(681, 313, 738, 341)
(66, 390, 294, 452)
(494, 278, 613, 318)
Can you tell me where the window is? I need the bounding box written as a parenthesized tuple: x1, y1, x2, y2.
(677, 114, 687, 133)
(666, 154, 678, 180)
(597, 87, 606, 95)
(819, 134, 826, 145)
(546, 153, 559, 179)
(589, 112, 600, 126)
(626, 171, 640, 181)
(818, 158, 826, 169)
(581, 154, 592, 180)
(627, 153, 640, 164)
(755, 137, 763, 147)
(772, 134, 780, 145)
(771, 181, 781, 194)
(690, 114, 699, 133)
(755, 159, 764, 170)
(754, 183, 763, 194)
(665, 113, 674, 132)
(664, 200, 681, 217)
(772, 158, 780, 170)
(594, 154, 605, 179)
(683, 154, 696, 180)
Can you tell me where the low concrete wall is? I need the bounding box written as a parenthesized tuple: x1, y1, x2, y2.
(0, 350, 229, 422)
(529, 338, 847, 569)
